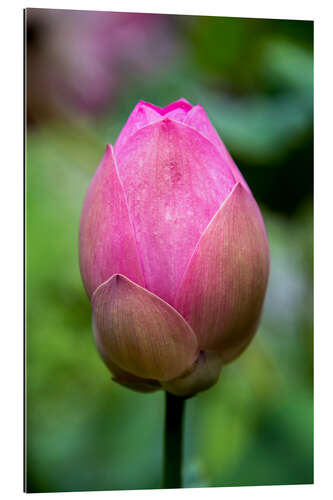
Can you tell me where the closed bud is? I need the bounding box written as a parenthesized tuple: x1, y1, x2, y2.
(79, 99, 270, 396)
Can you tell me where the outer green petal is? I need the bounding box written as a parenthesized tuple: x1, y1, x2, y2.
(92, 274, 199, 381)
(162, 351, 223, 397)
(93, 320, 161, 393)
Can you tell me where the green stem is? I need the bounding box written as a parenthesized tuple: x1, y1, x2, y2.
(163, 391, 186, 489)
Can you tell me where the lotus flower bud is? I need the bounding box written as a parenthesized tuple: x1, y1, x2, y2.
(79, 99, 270, 397)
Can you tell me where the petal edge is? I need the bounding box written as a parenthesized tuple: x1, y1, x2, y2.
(79, 145, 144, 298)
(175, 182, 269, 360)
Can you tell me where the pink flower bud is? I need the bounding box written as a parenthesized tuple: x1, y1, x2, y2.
(79, 99, 270, 396)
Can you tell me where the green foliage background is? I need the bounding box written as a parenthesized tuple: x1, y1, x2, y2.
(26, 12, 313, 492)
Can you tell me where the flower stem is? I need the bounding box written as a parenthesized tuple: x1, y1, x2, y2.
(163, 391, 186, 489)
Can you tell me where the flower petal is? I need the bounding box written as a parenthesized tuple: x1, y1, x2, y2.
(163, 98, 193, 121)
(184, 105, 250, 190)
(161, 97, 192, 115)
(92, 274, 199, 381)
(79, 145, 144, 298)
(114, 99, 193, 154)
(116, 118, 235, 305)
(162, 351, 223, 397)
(174, 182, 269, 361)
(114, 101, 161, 155)
(93, 327, 161, 393)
